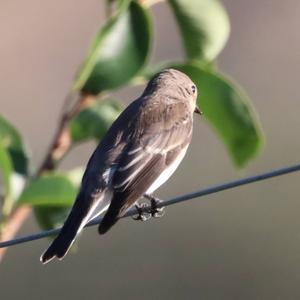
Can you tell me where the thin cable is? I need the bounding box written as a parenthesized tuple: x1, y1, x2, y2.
(1, 163, 300, 249)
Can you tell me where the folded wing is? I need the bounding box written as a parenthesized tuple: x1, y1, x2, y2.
(99, 99, 193, 234)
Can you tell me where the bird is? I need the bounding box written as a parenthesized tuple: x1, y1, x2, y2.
(40, 68, 202, 264)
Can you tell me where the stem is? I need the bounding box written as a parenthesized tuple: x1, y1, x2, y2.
(0, 206, 31, 262)
(105, 0, 113, 19)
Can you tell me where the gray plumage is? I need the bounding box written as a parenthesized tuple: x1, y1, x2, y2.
(40, 68, 199, 264)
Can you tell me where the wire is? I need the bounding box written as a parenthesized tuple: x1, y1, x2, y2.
(0, 162, 300, 249)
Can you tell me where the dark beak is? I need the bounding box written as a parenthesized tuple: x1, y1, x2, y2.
(194, 105, 203, 115)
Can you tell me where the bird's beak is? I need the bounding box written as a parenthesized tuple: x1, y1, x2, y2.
(194, 105, 203, 115)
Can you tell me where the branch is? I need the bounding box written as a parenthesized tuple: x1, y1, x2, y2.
(0, 206, 31, 261)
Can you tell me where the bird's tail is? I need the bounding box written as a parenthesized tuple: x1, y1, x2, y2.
(98, 209, 120, 235)
(40, 220, 78, 264)
(40, 190, 110, 264)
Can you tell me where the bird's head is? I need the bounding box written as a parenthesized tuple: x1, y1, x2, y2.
(144, 68, 202, 115)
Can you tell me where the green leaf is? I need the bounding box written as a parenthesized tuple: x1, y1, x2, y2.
(169, 0, 230, 61)
(74, 1, 152, 94)
(66, 167, 84, 187)
(22, 169, 84, 231)
(175, 63, 264, 167)
(34, 206, 71, 231)
(0, 143, 12, 197)
(70, 100, 122, 143)
(17, 174, 77, 207)
(0, 115, 29, 175)
(0, 143, 13, 215)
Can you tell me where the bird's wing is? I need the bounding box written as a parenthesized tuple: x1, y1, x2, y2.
(99, 99, 193, 233)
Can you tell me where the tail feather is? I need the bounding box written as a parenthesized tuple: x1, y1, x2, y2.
(98, 213, 119, 235)
(40, 191, 110, 264)
(40, 226, 77, 263)
(98, 196, 123, 235)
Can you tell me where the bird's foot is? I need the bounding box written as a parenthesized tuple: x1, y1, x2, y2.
(144, 194, 165, 218)
(132, 195, 165, 221)
(132, 203, 151, 221)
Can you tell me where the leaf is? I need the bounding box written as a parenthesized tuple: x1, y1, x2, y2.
(0, 143, 13, 214)
(34, 206, 71, 231)
(0, 115, 29, 175)
(175, 63, 264, 167)
(0, 116, 29, 214)
(169, 0, 230, 61)
(74, 1, 152, 94)
(20, 169, 83, 231)
(67, 167, 84, 187)
(0, 143, 12, 197)
(10, 172, 26, 201)
(17, 174, 78, 207)
(70, 100, 122, 143)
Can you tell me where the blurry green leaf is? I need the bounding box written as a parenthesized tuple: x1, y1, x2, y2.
(70, 100, 122, 143)
(0, 115, 29, 175)
(0, 116, 28, 215)
(10, 172, 26, 201)
(0, 143, 12, 197)
(176, 64, 264, 167)
(24, 169, 83, 230)
(34, 206, 71, 231)
(17, 174, 77, 206)
(74, 1, 152, 94)
(169, 0, 230, 61)
(0, 143, 13, 215)
(67, 167, 84, 187)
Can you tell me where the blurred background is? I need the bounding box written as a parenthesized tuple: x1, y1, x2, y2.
(1, 0, 300, 299)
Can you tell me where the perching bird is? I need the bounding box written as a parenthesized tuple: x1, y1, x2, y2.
(40, 68, 201, 264)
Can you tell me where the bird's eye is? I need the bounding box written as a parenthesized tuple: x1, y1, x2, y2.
(191, 85, 196, 94)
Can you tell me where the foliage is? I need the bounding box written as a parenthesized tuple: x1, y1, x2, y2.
(0, 0, 264, 231)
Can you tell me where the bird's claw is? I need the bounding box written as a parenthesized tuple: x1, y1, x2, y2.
(152, 206, 165, 218)
(132, 203, 151, 221)
(132, 195, 165, 221)
(144, 194, 165, 218)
